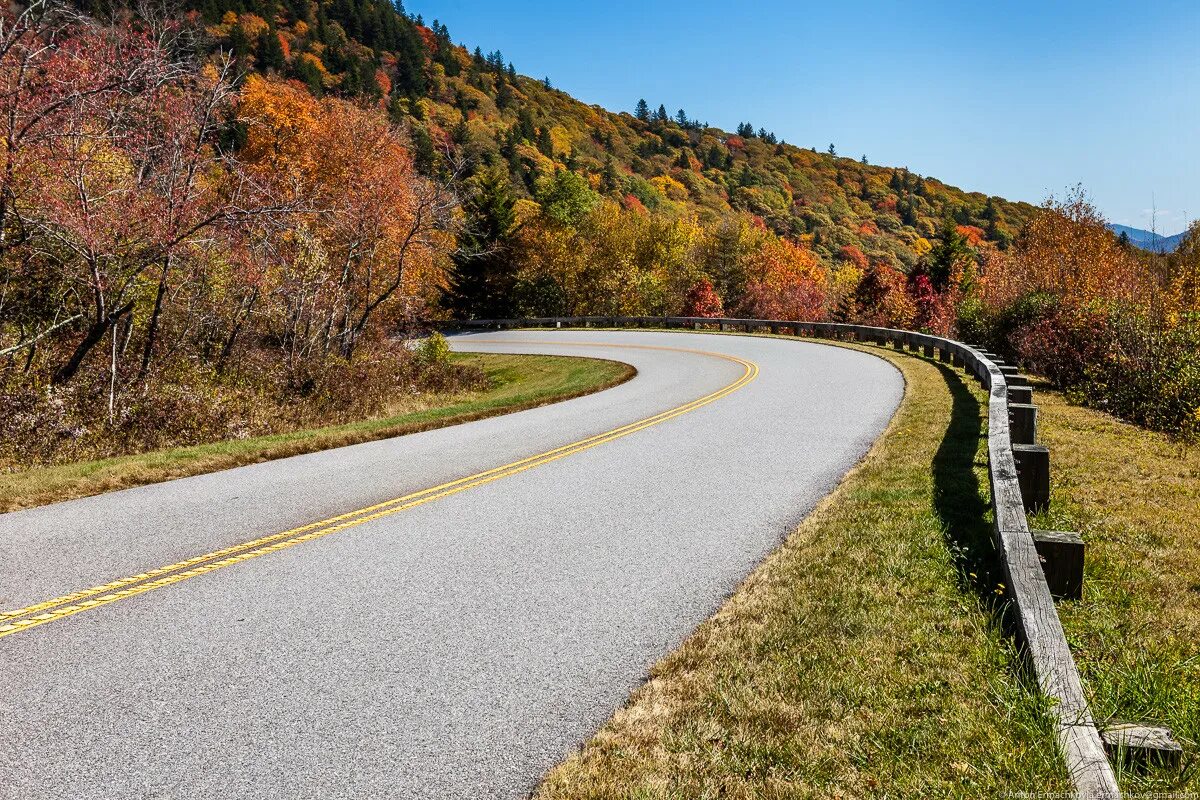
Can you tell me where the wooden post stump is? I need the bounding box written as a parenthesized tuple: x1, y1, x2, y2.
(1009, 403, 1038, 445)
(1013, 444, 1050, 513)
(1030, 529, 1083, 600)
(1101, 723, 1182, 769)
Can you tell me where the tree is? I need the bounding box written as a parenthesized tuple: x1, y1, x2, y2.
(634, 98, 650, 122)
(655, 104, 668, 123)
(535, 170, 599, 227)
(443, 166, 519, 319)
(683, 278, 723, 317)
(927, 217, 973, 290)
(258, 28, 286, 72)
(675, 108, 688, 127)
(827, 143, 837, 156)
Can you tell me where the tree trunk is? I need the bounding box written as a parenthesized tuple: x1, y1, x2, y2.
(137, 256, 170, 382)
(52, 301, 134, 385)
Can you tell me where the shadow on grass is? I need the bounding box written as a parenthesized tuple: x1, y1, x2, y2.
(928, 362, 1008, 609)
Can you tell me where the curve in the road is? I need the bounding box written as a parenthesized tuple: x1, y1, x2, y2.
(1, 330, 901, 800)
(0, 343, 755, 640)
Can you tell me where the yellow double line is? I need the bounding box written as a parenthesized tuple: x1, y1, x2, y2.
(0, 342, 758, 641)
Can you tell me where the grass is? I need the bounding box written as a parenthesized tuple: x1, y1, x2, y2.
(535, 341, 1069, 799)
(1029, 382, 1200, 791)
(0, 352, 633, 513)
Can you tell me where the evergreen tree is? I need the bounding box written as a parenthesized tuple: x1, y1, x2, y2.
(258, 28, 286, 72)
(410, 124, 437, 175)
(861, 154, 868, 164)
(655, 104, 668, 122)
(675, 108, 688, 127)
(827, 143, 837, 156)
(536, 126, 554, 157)
(676, 148, 692, 170)
(927, 217, 972, 289)
(443, 168, 520, 319)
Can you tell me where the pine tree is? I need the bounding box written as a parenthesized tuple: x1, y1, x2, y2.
(675, 108, 688, 127)
(676, 149, 691, 170)
(827, 143, 837, 156)
(634, 98, 650, 122)
(258, 28, 286, 72)
(443, 168, 520, 319)
(655, 104, 668, 122)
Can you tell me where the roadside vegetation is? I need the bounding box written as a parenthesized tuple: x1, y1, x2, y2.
(0, 351, 632, 512)
(1031, 385, 1200, 792)
(537, 343, 1069, 798)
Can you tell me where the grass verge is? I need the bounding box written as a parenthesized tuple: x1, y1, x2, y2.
(1030, 383, 1200, 791)
(0, 352, 633, 513)
(536, 341, 1068, 799)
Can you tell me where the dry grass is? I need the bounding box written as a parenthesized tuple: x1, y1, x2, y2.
(0, 353, 632, 513)
(535, 342, 1068, 799)
(1030, 383, 1200, 790)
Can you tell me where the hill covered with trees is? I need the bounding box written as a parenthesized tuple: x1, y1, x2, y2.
(188, 0, 1038, 274)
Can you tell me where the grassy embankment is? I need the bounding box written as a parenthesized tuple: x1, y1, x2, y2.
(537, 340, 1070, 798)
(0, 353, 632, 513)
(1031, 384, 1199, 792)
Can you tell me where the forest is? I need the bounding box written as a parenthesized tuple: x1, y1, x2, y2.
(2, 0, 1199, 474)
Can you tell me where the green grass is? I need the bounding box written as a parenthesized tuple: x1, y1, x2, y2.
(1028, 384, 1200, 791)
(535, 342, 1068, 799)
(0, 352, 633, 513)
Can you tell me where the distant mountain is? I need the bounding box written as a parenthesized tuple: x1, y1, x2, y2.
(1108, 224, 1186, 254)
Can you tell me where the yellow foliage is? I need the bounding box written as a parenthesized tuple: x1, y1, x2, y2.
(913, 237, 932, 257)
(650, 175, 688, 202)
(237, 13, 269, 39)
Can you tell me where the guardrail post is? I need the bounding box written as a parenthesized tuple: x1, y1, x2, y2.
(1013, 444, 1051, 513)
(1008, 385, 1033, 404)
(1030, 530, 1084, 600)
(1009, 403, 1038, 445)
(938, 347, 953, 363)
(922, 342, 935, 358)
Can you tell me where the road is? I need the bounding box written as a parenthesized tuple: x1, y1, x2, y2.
(0, 330, 903, 799)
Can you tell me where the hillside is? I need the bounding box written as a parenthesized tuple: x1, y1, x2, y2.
(1107, 223, 1186, 253)
(189, 0, 1039, 272)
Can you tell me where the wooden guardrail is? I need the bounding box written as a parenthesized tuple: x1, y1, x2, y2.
(451, 315, 1121, 800)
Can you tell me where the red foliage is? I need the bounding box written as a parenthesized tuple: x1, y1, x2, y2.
(838, 245, 869, 271)
(875, 195, 898, 214)
(908, 272, 956, 336)
(682, 278, 724, 318)
(622, 193, 647, 215)
(1010, 306, 1110, 388)
(725, 135, 745, 151)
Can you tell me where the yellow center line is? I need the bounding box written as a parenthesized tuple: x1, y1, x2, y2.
(0, 341, 758, 640)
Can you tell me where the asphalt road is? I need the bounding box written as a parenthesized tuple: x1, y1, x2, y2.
(0, 330, 903, 799)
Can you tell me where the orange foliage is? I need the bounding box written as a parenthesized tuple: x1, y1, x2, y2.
(956, 224, 986, 247)
(1000, 188, 1142, 307)
(740, 237, 827, 320)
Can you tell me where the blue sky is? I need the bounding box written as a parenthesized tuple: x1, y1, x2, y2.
(408, 0, 1199, 234)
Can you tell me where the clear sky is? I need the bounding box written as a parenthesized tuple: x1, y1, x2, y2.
(407, 0, 1199, 234)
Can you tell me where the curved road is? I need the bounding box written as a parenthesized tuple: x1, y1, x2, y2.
(0, 330, 902, 799)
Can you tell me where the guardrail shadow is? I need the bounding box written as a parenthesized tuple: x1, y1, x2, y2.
(930, 361, 1007, 615)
